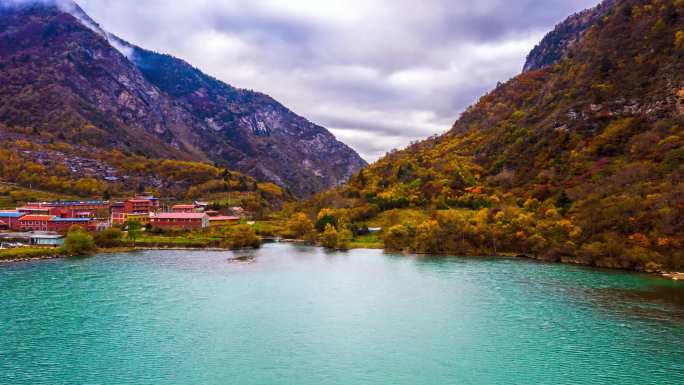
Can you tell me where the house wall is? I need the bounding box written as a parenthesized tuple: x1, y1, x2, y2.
(19, 220, 50, 232)
(48, 220, 96, 233)
(150, 218, 204, 230)
(0, 216, 23, 231)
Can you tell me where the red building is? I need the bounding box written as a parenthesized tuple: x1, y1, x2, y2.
(48, 218, 97, 233)
(26, 201, 109, 219)
(150, 213, 209, 230)
(123, 196, 159, 214)
(171, 204, 197, 213)
(110, 202, 126, 225)
(208, 216, 240, 227)
(0, 211, 25, 231)
(17, 207, 50, 215)
(108, 196, 160, 225)
(124, 200, 153, 214)
(133, 196, 160, 210)
(19, 215, 55, 231)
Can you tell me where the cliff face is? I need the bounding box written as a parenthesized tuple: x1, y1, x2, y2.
(0, 1, 366, 196)
(523, 0, 616, 72)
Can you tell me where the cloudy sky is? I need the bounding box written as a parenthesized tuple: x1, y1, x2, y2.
(75, 0, 598, 162)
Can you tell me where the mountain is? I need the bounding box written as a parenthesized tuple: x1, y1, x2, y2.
(303, 0, 684, 272)
(0, 1, 366, 197)
(523, 0, 616, 72)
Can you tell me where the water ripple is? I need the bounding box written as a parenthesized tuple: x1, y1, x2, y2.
(0, 244, 682, 385)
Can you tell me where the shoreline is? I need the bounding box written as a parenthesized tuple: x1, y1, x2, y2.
(0, 245, 254, 264)
(662, 272, 684, 281)
(1, 244, 682, 282)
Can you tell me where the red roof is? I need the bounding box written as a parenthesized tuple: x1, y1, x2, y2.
(152, 213, 207, 219)
(19, 215, 55, 221)
(209, 216, 240, 221)
(128, 199, 152, 203)
(172, 204, 196, 209)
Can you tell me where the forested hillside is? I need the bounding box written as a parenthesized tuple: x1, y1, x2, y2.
(0, 129, 288, 213)
(297, 0, 684, 272)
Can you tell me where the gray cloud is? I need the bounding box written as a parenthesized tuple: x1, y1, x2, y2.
(73, 0, 599, 161)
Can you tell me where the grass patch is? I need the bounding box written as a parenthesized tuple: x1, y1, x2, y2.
(350, 233, 384, 249)
(0, 247, 65, 261)
(251, 220, 286, 237)
(367, 208, 430, 228)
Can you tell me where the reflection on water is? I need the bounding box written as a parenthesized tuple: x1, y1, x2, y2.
(590, 283, 684, 324)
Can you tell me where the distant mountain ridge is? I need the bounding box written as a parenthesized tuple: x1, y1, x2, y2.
(0, 0, 366, 196)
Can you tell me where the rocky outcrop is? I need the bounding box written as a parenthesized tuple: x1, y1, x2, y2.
(523, 0, 616, 72)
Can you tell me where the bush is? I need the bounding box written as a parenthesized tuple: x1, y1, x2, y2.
(282, 213, 315, 240)
(220, 224, 261, 249)
(413, 220, 443, 254)
(319, 224, 338, 249)
(382, 224, 412, 252)
(336, 229, 353, 251)
(93, 228, 123, 248)
(63, 229, 96, 256)
(315, 214, 337, 233)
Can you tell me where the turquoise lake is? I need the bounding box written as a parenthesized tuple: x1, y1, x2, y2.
(1, 243, 682, 385)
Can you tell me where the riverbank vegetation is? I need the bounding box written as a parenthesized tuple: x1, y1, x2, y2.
(0, 222, 263, 262)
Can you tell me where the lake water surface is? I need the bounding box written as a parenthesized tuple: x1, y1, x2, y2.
(1, 243, 683, 385)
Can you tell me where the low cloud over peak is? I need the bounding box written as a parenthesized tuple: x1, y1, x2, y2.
(75, 0, 598, 161)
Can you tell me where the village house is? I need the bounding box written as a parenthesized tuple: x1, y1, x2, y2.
(194, 201, 209, 210)
(123, 212, 151, 225)
(16, 206, 50, 215)
(229, 207, 246, 216)
(134, 195, 160, 209)
(30, 233, 65, 247)
(47, 218, 97, 233)
(0, 211, 25, 231)
(208, 216, 240, 227)
(110, 202, 126, 225)
(171, 204, 198, 213)
(149, 212, 209, 230)
(124, 199, 155, 214)
(41, 201, 109, 219)
(18, 215, 55, 232)
(28, 200, 109, 212)
(111, 196, 160, 225)
(0, 219, 7, 230)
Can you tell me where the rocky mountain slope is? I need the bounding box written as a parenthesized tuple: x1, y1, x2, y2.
(0, 1, 366, 197)
(305, 0, 684, 272)
(523, 0, 616, 72)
